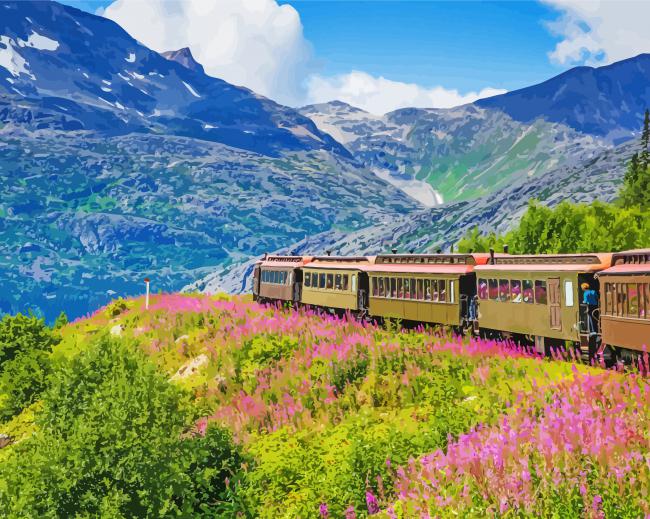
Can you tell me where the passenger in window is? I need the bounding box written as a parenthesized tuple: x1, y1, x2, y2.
(478, 279, 488, 300)
(499, 280, 509, 302)
(319, 273, 326, 289)
(378, 277, 384, 297)
(342, 275, 349, 291)
(326, 274, 333, 289)
(397, 279, 404, 299)
(511, 280, 522, 303)
(522, 281, 534, 303)
(404, 279, 410, 299)
(488, 279, 499, 300)
(305, 273, 311, 287)
(439, 280, 446, 302)
(417, 279, 423, 299)
(432, 280, 439, 302)
(424, 280, 431, 301)
(335, 274, 342, 290)
(411, 279, 417, 299)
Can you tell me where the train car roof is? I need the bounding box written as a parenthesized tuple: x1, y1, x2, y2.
(259, 255, 314, 268)
(367, 253, 495, 274)
(475, 253, 612, 273)
(304, 256, 374, 270)
(599, 249, 650, 276)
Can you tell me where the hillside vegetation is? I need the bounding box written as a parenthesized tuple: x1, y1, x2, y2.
(1, 295, 649, 517)
(458, 111, 650, 254)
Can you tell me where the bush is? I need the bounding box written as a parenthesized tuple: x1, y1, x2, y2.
(0, 313, 59, 368)
(0, 336, 243, 517)
(0, 350, 51, 421)
(0, 313, 59, 421)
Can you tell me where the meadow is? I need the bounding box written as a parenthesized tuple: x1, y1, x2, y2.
(0, 294, 648, 518)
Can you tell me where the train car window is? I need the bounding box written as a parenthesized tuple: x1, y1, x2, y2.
(411, 278, 417, 299)
(378, 277, 384, 297)
(261, 271, 266, 283)
(403, 279, 410, 299)
(319, 273, 326, 289)
(424, 280, 431, 301)
(478, 279, 488, 300)
(397, 278, 403, 298)
(643, 284, 650, 319)
(535, 280, 547, 305)
(431, 279, 439, 302)
(449, 280, 455, 304)
(499, 279, 510, 302)
(564, 281, 574, 307)
(488, 279, 498, 300)
(604, 283, 612, 315)
(628, 284, 639, 317)
(384, 277, 390, 297)
(352, 275, 357, 292)
(390, 278, 397, 298)
(522, 280, 534, 304)
(372, 277, 378, 296)
(342, 274, 349, 291)
(305, 273, 311, 287)
(617, 284, 627, 316)
(439, 280, 446, 302)
(417, 279, 423, 300)
(511, 280, 522, 303)
(335, 274, 342, 290)
(326, 274, 334, 289)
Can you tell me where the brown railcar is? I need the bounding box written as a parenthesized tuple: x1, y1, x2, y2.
(364, 253, 491, 328)
(300, 256, 373, 312)
(253, 255, 312, 304)
(597, 249, 650, 354)
(474, 254, 612, 356)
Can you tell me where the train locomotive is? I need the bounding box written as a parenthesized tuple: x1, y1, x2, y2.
(252, 249, 650, 363)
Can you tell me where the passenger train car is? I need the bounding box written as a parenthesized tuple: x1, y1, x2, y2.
(251, 250, 649, 362)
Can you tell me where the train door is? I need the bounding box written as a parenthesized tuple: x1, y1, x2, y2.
(357, 272, 369, 312)
(253, 265, 261, 301)
(292, 269, 302, 303)
(548, 277, 561, 330)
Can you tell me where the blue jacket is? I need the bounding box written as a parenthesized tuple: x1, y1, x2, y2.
(583, 289, 598, 305)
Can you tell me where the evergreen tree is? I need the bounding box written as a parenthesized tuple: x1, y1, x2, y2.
(54, 311, 68, 329)
(641, 109, 650, 170)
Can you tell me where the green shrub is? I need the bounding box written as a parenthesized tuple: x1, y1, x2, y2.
(0, 313, 59, 368)
(0, 350, 51, 421)
(0, 336, 243, 518)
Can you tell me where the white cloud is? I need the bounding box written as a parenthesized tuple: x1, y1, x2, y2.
(543, 0, 650, 66)
(306, 71, 507, 115)
(103, 0, 312, 105)
(102, 0, 505, 112)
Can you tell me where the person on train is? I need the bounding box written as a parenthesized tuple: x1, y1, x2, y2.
(582, 282, 599, 334)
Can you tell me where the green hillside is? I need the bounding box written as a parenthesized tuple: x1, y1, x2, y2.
(1, 295, 648, 517)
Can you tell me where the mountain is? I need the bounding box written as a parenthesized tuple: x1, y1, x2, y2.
(476, 53, 650, 143)
(0, 0, 419, 320)
(300, 55, 650, 207)
(161, 47, 205, 75)
(201, 138, 636, 295)
(300, 101, 609, 206)
(0, 1, 348, 157)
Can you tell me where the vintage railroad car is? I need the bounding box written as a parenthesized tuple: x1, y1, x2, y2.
(300, 256, 373, 312)
(597, 249, 650, 356)
(252, 255, 312, 304)
(364, 253, 491, 328)
(474, 253, 612, 356)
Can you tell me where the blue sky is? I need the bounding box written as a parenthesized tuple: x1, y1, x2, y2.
(278, 1, 564, 92)
(60, 0, 650, 113)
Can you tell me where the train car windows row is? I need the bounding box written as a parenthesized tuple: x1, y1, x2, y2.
(304, 272, 350, 291)
(603, 282, 650, 319)
(478, 278, 541, 304)
(261, 270, 288, 284)
(371, 277, 451, 303)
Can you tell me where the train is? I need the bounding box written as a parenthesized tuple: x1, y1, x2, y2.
(251, 249, 650, 364)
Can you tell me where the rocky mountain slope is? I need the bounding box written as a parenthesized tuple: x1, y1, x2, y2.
(300, 101, 610, 206)
(0, 1, 418, 319)
(198, 137, 635, 294)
